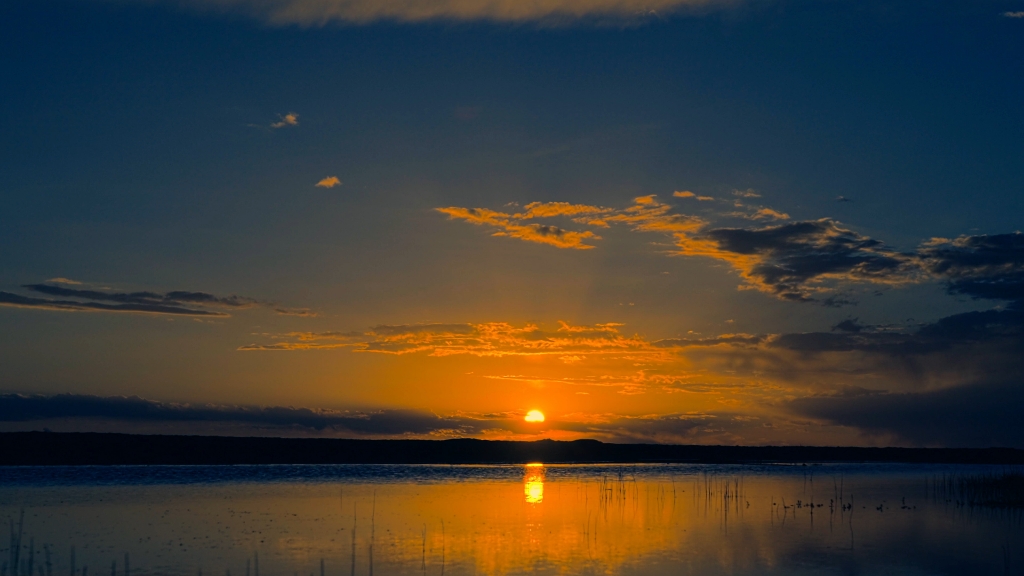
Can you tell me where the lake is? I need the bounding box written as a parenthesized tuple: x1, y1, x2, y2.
(1, 464, 1020, 575)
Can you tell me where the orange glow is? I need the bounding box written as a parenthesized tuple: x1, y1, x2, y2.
(523, 464, 544, 503)
(524, 409, 545, 422)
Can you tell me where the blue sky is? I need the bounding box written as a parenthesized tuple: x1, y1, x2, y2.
(2, 0, 1023, 446)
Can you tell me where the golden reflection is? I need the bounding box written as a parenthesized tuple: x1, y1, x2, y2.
(523, 463, 545, 503)
(6, 471, 1005, 576)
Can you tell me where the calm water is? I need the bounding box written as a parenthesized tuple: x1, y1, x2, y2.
(1, 464, 1020, 575)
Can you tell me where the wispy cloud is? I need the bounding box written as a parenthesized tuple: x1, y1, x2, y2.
(436, 206, 601, 249)
(315, 176, 341, 188)
(0, 291, 231, 317)
(144, 0, 735, 25)
(270, 112, 299, 128)
(1003, 11, 1024, 18)
(241, 321, 663, 358)
(273, 307, 318, 317)
(0, 282, 309, 317)
(0, 393, 484, 437)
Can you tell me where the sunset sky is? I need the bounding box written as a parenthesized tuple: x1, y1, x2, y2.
(2, 0, 1023, 446)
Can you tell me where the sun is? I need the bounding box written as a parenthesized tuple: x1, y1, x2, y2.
(524, 409, 545, 423)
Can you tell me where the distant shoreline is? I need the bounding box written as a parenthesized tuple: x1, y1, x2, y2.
(1, 432, 1022, 466)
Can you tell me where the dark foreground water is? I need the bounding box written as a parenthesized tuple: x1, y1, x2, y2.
(1, 464, 1021, 575)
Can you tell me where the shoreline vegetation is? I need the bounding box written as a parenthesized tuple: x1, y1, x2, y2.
(1, 432, 1023, 466)
(934, 471, 1024, 508)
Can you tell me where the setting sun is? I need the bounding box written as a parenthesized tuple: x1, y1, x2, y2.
(524, 410, 545, 423)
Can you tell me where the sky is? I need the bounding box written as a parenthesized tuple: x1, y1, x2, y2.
(2, 0, 1024, 447)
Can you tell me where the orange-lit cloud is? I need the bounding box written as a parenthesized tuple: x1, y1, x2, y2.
(271, 112, 299, 128)
(315, 176, 341, 188)
(242, 321, 663, 358)
(436, 206, 600, 249)
(513, 201, 612, 220)
(750, 207, 790, 221)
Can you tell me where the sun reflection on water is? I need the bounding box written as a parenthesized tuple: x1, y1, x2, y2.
(523, 463, 544, 503)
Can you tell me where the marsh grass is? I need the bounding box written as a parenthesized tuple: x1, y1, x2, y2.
(933, 470, 1024, 508)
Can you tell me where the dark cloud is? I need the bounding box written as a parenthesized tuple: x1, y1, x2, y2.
(918, 232, 1024, 304)
(0, 393, 484, 436)
(769, 308, 1024, 355)
(1, 282, 304, 317)
(0, 393, 807, 445)
(789, 380, 1024, 447)
(551, 412, 783, 445)
(703, 219, 915, 302)
(25, 284, 259, 308)
(0, 291, 229, 317)
(832, 319, 865, 333)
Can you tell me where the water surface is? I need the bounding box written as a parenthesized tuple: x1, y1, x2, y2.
(1, 464, 1020, 575)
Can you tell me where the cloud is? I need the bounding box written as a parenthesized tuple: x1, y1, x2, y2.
(0, 291, 230, 317)
(46, 277, 82, 285)
(275, 307, 318, 317)
(673, 191, 714, 201)
(315, 176, 341, 188)
(242, 321, 661, 357)
(698, 219, 917, 301)
(788, 380, 1024, 447)
(832, 318, 865, 333)
(270, 112, 299, 128)
(438, 197, 1024, 306)
(25, 283, 258, 307)
(513, 201, 613, 220)
(652, 334, 764, 347)
(0, 391, 821, 445)
(0, 393, 485, 436)
(0, 392, 807, 444)
(0, 282, 300, 317)
(240, 305, 1024, 445)
(749, 208, 789, 221)
(1004, 11, 1024, 18)
(436, 206, 601, 249)
(917, 232, 1024, 304)
(733, 189, 761, 198)
(143, 0, 735, 25)
(439, 196, 928, 302)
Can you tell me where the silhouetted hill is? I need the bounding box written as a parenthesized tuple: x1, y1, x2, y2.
(0, 432, 1022, 465)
